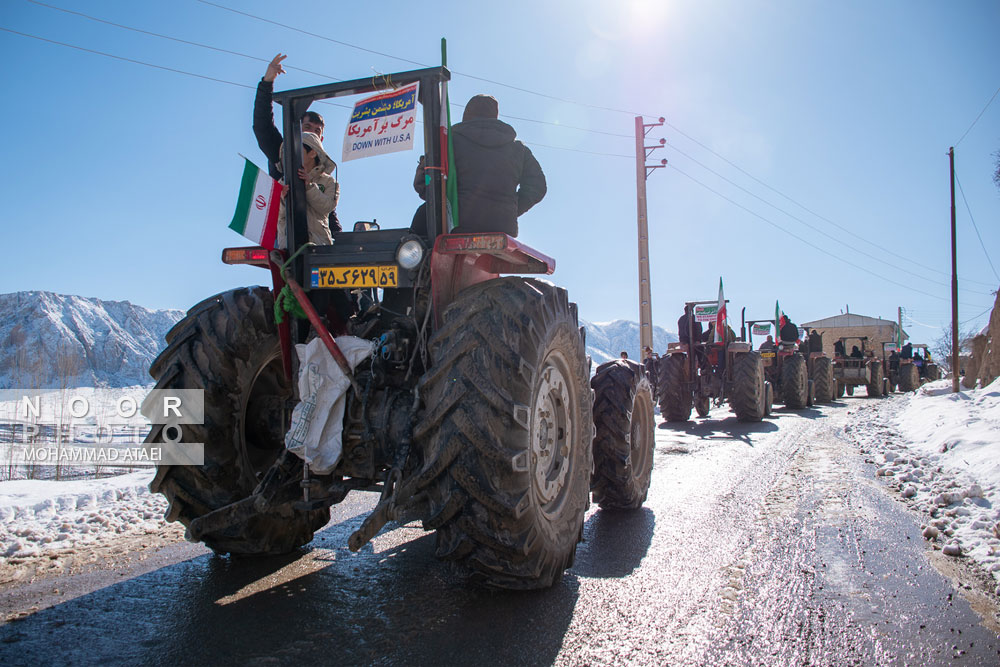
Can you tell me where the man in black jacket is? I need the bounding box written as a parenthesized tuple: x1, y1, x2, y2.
(254, 54, 341, 232)
(412, 94, 546, 237)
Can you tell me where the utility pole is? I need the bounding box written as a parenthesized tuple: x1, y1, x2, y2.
(635, 116, 667, 353)
(949, 147, 959, 393)
(897, 306, 903, 347)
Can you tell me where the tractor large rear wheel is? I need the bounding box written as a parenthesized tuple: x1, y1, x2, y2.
(781, 354, 809, 408)
(590, 360, 655, 510)
(657, 354, 692, 421)
(898, 364, 919, 392)
(146, 287, 330, 555)
(812, 357, 834, 403)
(413, 278, 592, 589)
(731, 352, 766, 422)
(866, 362, 883, 397)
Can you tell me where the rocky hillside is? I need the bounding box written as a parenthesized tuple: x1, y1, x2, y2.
(0, 292, 183, 389)
(581, 319, 677, 365)
(0, 291, 680, 388)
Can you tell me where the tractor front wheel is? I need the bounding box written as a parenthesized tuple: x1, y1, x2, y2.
(591, 360, 655, 510)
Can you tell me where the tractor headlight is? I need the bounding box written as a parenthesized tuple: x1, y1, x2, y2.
(396, 237, 425, 270)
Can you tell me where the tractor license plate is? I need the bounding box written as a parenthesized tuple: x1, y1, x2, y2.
(761, 352, 775, 359)
(311, 265, 398, 289)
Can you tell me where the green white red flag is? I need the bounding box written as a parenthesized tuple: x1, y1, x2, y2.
(229, 158, 281, 249)
(715, 277, 726, 343)
(775, 300, 783, 331)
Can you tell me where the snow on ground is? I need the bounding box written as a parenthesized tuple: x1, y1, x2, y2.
(0, 469, 166, 559)
(849, 378, 1000, 593)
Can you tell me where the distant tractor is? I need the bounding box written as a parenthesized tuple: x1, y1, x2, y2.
(896, 343, 937, 391)
(832, 336, 886, 398)
(743, 316, 831, 408)
(656, 301, 770, 423)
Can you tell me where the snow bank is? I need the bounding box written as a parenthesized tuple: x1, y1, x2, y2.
(861, 378, 1000, 592)
(0, 469, 166, 559)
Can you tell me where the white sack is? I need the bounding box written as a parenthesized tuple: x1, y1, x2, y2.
(285, 335, 374, 474)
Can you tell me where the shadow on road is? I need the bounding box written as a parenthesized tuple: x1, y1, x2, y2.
(572, 507, 655, 578)
(0, 509, 583, 666)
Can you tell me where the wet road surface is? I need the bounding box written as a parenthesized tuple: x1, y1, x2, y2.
(1, 397, 998, 665)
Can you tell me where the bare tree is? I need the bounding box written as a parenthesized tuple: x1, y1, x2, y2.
(933, 323, 979, 371)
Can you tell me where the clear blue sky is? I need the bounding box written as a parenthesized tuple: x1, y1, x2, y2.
(2, 0, 998, 343)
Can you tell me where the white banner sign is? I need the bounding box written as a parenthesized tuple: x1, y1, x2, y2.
(342, 82, 419, 162)
(693, 304, 719, 322)
(752, 323, 772, 336)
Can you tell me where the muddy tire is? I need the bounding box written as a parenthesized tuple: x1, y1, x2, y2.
(657, 354, 692, 422)
(925, 363, 939, 381)
(898, 363, 919, 392)
(812, 357, 834, 403)
(836, 378, 845, 398)
(590, 360, 655, 510)
(146, 287, 330, 555)
(781, 353, 809, 408)
(413, 278, 592, 589)
(764, 382, 774, 416)
(866, 362, 883, 397)
(731, 352, 765, 422)
(846, 384, 855, 397)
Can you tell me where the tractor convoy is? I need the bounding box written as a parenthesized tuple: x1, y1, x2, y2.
(143, 62, 928, 591)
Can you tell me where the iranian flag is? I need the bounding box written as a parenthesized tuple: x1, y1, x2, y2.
(440, 39, 459, 232)
(715, 277, 726, 343)
(775, 300, 783, 332)
(229, 158, 281, 249)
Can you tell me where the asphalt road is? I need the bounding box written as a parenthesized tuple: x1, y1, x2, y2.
(1, 397, 999, 666)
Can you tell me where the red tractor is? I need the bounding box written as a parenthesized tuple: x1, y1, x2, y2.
(144, 66, 654, 589)
(656, 301, 770, 422)
(743, 316, 833, 408)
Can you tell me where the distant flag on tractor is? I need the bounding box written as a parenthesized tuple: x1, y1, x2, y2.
(715, 277, 726, 343)
(229, 158, 280, 249)
(775, 300, 783, 330)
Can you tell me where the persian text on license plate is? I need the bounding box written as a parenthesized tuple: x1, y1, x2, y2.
(311, 265, 398, 288)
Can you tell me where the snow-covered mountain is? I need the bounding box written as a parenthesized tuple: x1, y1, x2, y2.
(581, 319, 677, 365)
(0, 291, 677, 388)
(0, 292, 183, 389)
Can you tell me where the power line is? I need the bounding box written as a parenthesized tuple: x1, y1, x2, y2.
(9, 12, 993, 303)
(667, 162, 991, 309)
(26, 0, 344, 81)
(192, 0, 999, 289)
(38, 0, 988, 289)
(955, 83, 1000, 147)
(663, 142, 995, 296)
(0, 26, 357, 111)
(955, 171, 1000, 283)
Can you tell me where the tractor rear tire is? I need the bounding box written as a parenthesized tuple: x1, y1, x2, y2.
(657, 354, 692, 422)
(846, 384, 855, 397)
(764, 382, 774, 416)
(781, 353, 809, 408)
(413, 278, 592, 590)
(591, 360, 655, 510)
(731, 352, 765, 422)
(898, 364, 919, 392)
(812, 357, 834, 403)
(836, 379, 845, 398)
(925, 363, 940, 381)
(146, 287, 330, 555)
(866, 362, 883, 398)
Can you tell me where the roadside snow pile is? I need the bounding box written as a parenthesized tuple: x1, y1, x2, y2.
(861, 378, 1000, 591)
(0, 469, 166, 559)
